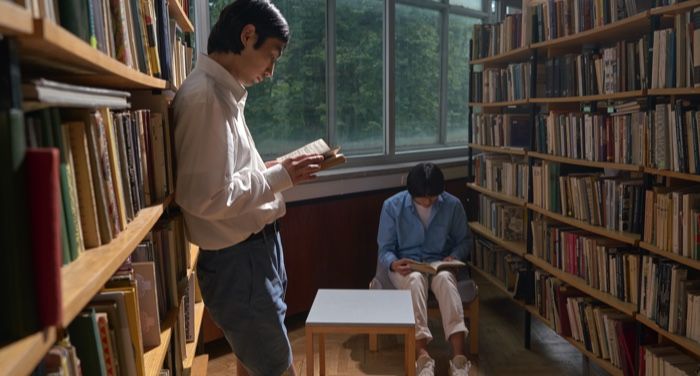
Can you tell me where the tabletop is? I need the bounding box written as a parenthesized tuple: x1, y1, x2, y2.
(306, 289, 415, 327)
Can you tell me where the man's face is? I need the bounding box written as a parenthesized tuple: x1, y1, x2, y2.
(413, 196, 438, 208)
(238, 26, 285, 87)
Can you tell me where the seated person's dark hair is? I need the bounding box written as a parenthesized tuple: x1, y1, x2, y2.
(208, 0, 290, 55)
(407, 163, 445, 197)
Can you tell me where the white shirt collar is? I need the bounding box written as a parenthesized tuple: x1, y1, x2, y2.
(194, 53, 248, 104)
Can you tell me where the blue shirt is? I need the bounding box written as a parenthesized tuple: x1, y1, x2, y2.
(377, 190, 472, 271)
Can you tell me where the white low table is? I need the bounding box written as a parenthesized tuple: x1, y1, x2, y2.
(305, 289, 416, 376)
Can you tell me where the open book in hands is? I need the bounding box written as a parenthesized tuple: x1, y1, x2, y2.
(406, 259, 466, 275)
(277, 138, 346, 170)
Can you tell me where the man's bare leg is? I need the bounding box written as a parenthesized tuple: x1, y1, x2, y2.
(449, 331, 466, 357)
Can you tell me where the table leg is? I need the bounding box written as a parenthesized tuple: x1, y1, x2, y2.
(319, 334, 326, 376)
(369, 333, 378, 352)
(405, 328, 416, 376)
(305, 327, 314, 376)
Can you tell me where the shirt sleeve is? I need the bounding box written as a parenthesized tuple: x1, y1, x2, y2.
(447, 201, 470, 261)
(377, 200, 400, 271)
(174, 93, 292, 221)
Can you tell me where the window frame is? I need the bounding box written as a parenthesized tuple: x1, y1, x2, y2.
(198, 0, 489, 188)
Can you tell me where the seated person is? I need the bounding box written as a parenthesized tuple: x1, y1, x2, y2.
(377, 163, 473, 376)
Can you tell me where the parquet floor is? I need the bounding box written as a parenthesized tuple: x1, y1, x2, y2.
(205, 273, 605, 375)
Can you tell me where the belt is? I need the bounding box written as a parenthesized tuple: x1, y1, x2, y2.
(244, 221, 278, 243)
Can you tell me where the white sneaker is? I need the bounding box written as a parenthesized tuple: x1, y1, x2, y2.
(449, 355, 471, 376)
(415, 354, 435, 376)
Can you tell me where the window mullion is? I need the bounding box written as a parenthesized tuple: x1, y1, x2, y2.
(439, 8, 449, 145)
(327, 0, 337, 145)
(385, 0, 396, 156)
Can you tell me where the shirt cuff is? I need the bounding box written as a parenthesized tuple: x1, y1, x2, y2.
(263, 163, 293, 193)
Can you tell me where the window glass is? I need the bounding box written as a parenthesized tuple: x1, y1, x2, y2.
(395, 4, 441, 152)
(447, 14, 479, 146)
(336, 0, 384, 155)
(209, 1, 327, 160)
(450, 0, 483, 11)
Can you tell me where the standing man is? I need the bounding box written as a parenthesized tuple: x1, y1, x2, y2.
(173, 1, 322, 375)
(377, 163, 473, 376)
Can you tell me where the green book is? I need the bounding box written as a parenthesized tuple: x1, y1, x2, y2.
(68, 308, 107, 376)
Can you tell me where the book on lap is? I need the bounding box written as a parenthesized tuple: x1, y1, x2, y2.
(406, 259, 466, 275)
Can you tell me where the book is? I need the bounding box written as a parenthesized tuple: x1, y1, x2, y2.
(277, 138, 346, 170)
(25, 148, 63, 328)
(405, 259, 466, 275)
(132, 262, 161, 348)
(22, 79, 130, 110)
(68, 308, 107, 376)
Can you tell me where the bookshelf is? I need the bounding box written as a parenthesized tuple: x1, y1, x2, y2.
(468, 143, 527, 156)
(528, 152, 643, 172)
(0, 2, 33, 36)
(526, 255, 637, 316)
(19, 20, 167, 89)
(468, 222, 527, 257)
(169, 0, 195, 33)
(144, 307, 179, 376)
(0, 328, 56, 376)
(61, 199, 170, 327)
(467, 183, 527, 207)
(530, 11, 650, 51)
(468, 2, 700, 372)
(528, 90, 646, 104)
(0, 0, 202, 373)
(526, 204, 641, 246)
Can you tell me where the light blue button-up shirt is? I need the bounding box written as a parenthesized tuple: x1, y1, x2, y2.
(377, 190, 472, 271)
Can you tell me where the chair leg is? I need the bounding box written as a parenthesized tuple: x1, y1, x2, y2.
(369, 333, 378, 352)
(469, 298, 479, 355)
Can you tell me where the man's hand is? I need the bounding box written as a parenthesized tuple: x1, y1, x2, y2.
(279, 154, 324, 185)
(390, 258, 413, 276)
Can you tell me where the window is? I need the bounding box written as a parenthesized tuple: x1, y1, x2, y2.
(208, 1, 486, 163)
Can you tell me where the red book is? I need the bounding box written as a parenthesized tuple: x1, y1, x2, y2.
(26, 148, 62, 327)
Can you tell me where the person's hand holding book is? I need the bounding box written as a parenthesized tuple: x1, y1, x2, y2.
(277, 154, 324, 185)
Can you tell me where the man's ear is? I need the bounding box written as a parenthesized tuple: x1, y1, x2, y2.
(241, 24, 257, 49)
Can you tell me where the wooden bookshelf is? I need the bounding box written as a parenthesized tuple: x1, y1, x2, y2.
(638, 242, 700, 271)
(530, 90, 646, 104)
(187, 244, 200, 280)
(469, 99, 529, 108)
(61, 200, 169, 327)
(469, 262, 513, 298)
(643, 167, 700, 183)
(467, 183, 527, 207)
(526, 255, 637, 315)
(528, 151, 643, 172)
(144, 307, 178, 376)
(19, 19, 167, 89)
(0, 2, 33, 35)
(191, 354, 209, 376)
(0, 328, 56, 376)
(651, 0, 700, 16)
(648, 87, 700, 96)
(527, 204, 640, 246)
(468, 221, 527, 257)
(564, 336, 624, 376)
(169, 0, 195, 33)
(468, 143, 527, 156)
(636, 314, 700, 358)
(531, 11, 650, 51)
(183, 302, 205, 370)
(470, 46, 532, 66)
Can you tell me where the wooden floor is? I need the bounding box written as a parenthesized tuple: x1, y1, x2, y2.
(205, 273, 607, 375)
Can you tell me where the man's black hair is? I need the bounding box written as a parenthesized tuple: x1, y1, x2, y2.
(406, 163, 445, 197)
(208, 0, 290, 55)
